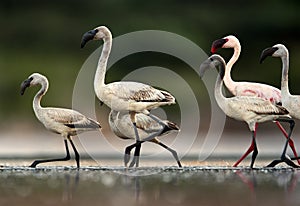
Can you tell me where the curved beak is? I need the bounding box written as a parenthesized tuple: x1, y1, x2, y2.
(20, 78, 32, 95)
(199, 58, 212, 78)
(259, 47, 278, 64)
(80, 29, 98, 48)
(211, 38, 227, 53)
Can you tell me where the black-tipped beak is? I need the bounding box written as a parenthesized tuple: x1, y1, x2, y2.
(199, 58, 212, 78)
(259, 47, 278, 64)
(20, 78, 32, 95)
(211, 38, 227, 53)
(80, 29, 98, 48)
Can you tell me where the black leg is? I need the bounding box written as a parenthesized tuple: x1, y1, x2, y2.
(266, 118, 299, 168)
(30, 139, 71, 168)
(68, 137, 80, 168)
(124, 144, 135, 167)
(129, 141, 142, 167)
(128, 129, 166, 167)
(130, 113, 142, 168)
(250, 131, 258, 169)
(267, 156, 299, 168)
(124, 141, 144, 167)
(156, 141, 182, 167)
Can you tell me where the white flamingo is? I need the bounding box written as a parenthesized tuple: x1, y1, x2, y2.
(80, 26, 175, 154)
(211, 35, 299, 166)
(200, 54, 297, 168)
(260, 44, 300, 167)
(21, 73, 101, 168)
(109, 110, 181, 167)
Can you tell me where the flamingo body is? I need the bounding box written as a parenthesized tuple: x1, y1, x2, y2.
(100, 82, 175, 113)
(211, 35, 281, 104)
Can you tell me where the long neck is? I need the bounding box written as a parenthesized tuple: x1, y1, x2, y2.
(215, 71, 227, 113)
(281, 54, 290, 96)
(94, 34, 112, 96)
(33, 82, 48, 114)
(224, 43, 241, 95)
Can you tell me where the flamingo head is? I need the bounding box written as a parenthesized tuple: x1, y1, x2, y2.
(211, 35, 239, 53)
(259, 44, 288, 63)
(200, 54, 226, 79)
(20, 73, 48, 95)
(81, 26, 112, 48)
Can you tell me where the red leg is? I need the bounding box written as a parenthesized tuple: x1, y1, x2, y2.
(233, 123, 258, 167)
(275, 121, 300, 165)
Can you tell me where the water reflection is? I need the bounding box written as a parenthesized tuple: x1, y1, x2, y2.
(62, 171, 79, 201)
(235, 168, 300, 206)
(0, 167, 299, 206)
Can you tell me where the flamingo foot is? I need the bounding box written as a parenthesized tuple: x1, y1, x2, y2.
(266, 155, 300, 168)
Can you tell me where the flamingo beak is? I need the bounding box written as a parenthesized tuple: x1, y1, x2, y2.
(211, 38, 227, 53)
(20, 78, 33, 95)
(80, 29, 98, 48)
(259, 47, 278, 64)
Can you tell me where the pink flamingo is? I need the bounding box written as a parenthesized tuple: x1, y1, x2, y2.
(211, 35, 299, 166)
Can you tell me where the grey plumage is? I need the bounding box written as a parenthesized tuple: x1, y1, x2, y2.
(109, 110, 181, 167)
(21, 73, 101, 168)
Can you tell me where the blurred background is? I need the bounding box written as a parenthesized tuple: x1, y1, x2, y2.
(0, 0, 299, 160)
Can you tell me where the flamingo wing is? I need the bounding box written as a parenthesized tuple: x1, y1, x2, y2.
(45, 108, 101, 129)
(106, 82, 175, 103)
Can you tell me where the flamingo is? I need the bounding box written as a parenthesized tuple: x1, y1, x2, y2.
(109, 110, 181, 167)
(80, 26, 175, 161)
(20, 73, 101, 168)
(200, 54, 297, 168)
(211, 35, 300, 166)
(260, 44, 300, 167)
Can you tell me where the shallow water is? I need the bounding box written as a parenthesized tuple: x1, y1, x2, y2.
(0, 161, 299, 206)
(1, 129, 300, 206)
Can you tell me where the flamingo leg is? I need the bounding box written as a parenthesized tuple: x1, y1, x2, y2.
(275, 121, 300, 165)
(129, 141, 142, 167)
(30, 139, 71, 168)
(233, 123, 258, 167)
(267, 119, 299, 168)
(127, 112, 169, 167)
(153, 140, 182, 167)
(124, 143, 137, 167)
(250, 131, 258, 168)
(126, 130, 165, 167)
(129, 112, 142, 167)
(68, 137, 80, 168)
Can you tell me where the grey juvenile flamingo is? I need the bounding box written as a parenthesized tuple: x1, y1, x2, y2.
(21, 73, 101, 168)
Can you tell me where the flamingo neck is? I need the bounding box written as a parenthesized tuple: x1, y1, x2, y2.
(215, 73, 227, 112)
(94, 34, 112, 98)
(224, 43, 241, 95)
(33, 80, 48, 114)
(281, 54, 290, 96)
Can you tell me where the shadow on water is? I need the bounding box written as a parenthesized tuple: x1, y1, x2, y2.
(0, 166, 300, 206)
